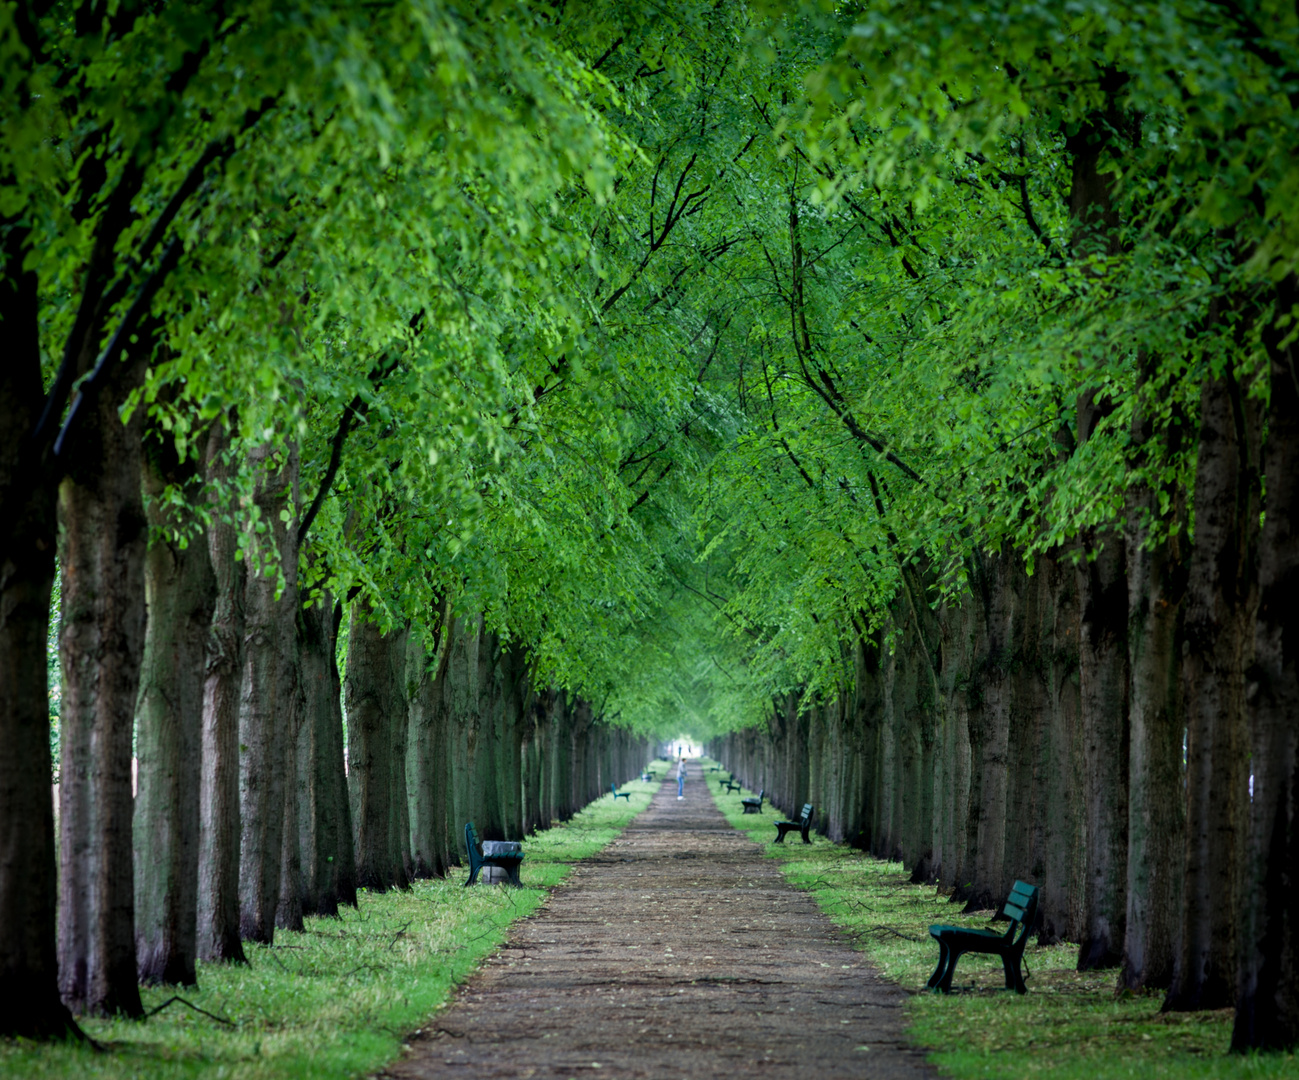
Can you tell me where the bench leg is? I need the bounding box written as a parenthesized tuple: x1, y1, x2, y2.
(773, 825, 787, 843)
(927, 938, 951, 992)
(800, 829, 811, 844)
(465, 865, 480, 887)
(937, 945, 963, 993)
(1002, 952, 1028, 994)
(507, 865, 523, 888)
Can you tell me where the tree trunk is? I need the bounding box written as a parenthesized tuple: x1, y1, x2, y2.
(968, 549, 1016, 911)
(1233, 278, 1299, 1051)
(1122, 370, 1188, 993)
(296, 596, 356, 914)
(1074, 389, 1131, 971)
(407, 604, 452, 877)
(132, 438, 216, 985)
(1068, 90, 1131, 972)
(275, 645, 304, 933)
(1167, 363, 1260, 1009)
(388, 623, 413, 889)
(1040, 550, 1085, 945)
(0, 228, 77, 1036)
(1075, 522, 1130, 971)
(345, 601, 408, 892)
(238, 442, 299, 943)
(197, 421, 247, 963)
(56, 351, 149, 1017)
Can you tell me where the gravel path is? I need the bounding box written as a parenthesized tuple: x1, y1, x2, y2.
(384, 762, 935, 1079)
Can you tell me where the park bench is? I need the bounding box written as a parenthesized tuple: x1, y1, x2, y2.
(463, 823, 524, 887)
(641, 771, 652, 782)
(774, 803, 814, 844)
(741, 788, 765, 814)
(722, 778, 742, 793)
(927, 880, 1039, 994)
(611, 783, 631, 801)
(708, 764, 723, 773)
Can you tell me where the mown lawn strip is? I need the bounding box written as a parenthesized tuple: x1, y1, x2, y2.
(703, 763, 1296, 1080)
(0, 765, 667, 1080)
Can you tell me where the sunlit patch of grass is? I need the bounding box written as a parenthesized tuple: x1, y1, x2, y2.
(0, 763, 667, 1080)
(700, 763, 1298, 1080)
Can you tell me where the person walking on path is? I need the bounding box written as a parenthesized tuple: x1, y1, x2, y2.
(677, 757, 686, 800)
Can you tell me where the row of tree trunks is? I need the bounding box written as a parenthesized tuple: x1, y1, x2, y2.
(711, 300, 1294, 1033)
(707, 547, 1089, 952)
(337, 606, 650, 893)
(4, 331, 653, 1024)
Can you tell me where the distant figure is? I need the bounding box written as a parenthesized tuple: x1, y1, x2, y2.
(677, 757, 686, 800)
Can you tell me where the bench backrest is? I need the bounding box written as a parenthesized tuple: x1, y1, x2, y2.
(464, 822, 481, 868)
(1001, 880, 1039, 946)
(611, 783, 618, 794)
(799, 803, 813, 824)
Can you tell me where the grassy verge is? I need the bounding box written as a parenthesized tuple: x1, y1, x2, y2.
(701, 761, 1297, 1080)
(1, 763, 668, 1080)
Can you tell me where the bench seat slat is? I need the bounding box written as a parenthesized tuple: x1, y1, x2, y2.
(929, 924, 1002, 940)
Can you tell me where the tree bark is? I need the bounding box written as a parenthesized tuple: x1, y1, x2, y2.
(1074, 388, 1131, 972)
(345, 601, 408, 891)
(238, 441, 299, 943)
(407, 604, 451, 878)
(1040, 550, 1085, 945)
(0, 227, 77, 1037)
(1121, 513, 1183, 985)
(197, 421, 247, 963)
(56, 350, 149, 1017)
(132, 436, 216, 985)
(1075, 522, 1130, 971)
(275, 644, 304, 933)
(1121, 367, 1188, 992)
(1233, 277, 1299, 1051)
(388, 624, 413, 888)
(1068, 95, 1132, 973)
(296, 596, 356, 914)
(967, 549, 1016, 912)
(1167, 362, 1261, 1009)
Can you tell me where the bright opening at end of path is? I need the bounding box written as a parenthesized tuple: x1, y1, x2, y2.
(672, 737, 701, 757)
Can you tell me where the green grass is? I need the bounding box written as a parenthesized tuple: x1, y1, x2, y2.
(1, 763, 669, 1080)
(701, 761, 1299, 1080)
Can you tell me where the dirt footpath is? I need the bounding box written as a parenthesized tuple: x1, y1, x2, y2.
(384, 763, 935, 1079)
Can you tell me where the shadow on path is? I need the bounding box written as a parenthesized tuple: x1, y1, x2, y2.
(383, 761, 934, 1078)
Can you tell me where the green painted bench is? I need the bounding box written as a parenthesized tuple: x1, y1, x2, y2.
(774, 803, 814, 844)
(927, 880, 1039, 994)
(722, 778, 742, 794)
(611, 782, 631, 801)
(741, 788, 765, 814)
(463, 822, 524, 887)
